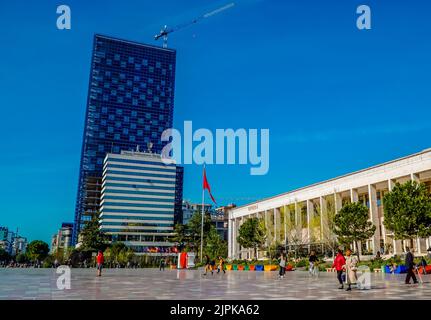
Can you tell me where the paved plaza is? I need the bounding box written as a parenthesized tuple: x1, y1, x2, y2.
(0, 268, 430, 300)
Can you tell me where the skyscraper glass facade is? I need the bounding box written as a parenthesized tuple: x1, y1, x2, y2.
(74, 34, 178, 244)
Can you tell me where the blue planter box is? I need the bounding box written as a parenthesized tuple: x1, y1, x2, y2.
(384, 265, 391, 273)
(255, 265, 264, 271)
(395, 265, 407, 274)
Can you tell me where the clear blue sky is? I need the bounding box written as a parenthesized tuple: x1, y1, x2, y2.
(1, 0, 430, 244)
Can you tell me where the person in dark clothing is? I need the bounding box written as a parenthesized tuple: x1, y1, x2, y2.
(309, 251, 319, 275)
(405, 247, 418, 284)
(210, 259, 216, 275)
(159, 257, 166, 271)
(203, 255, 211, 275)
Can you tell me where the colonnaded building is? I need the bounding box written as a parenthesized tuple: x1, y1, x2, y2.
(228, 148, 431, 259)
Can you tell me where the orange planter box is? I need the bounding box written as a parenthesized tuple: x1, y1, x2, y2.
(249, 265, 255, 271)
(264, 265, 277, 271)
(237, 265, 244, 271)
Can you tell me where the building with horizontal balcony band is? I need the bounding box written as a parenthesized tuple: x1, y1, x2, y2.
(100, 150, 182, 255)
(228, 148, 431, 259)
(73, 34, 177, 244)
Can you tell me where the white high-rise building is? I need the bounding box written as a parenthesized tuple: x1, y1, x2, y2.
(100, 150, 180, 255)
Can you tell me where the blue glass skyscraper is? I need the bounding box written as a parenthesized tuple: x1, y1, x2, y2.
(74, 34, 180, 244)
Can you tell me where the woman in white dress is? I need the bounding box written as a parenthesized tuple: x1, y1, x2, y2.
(344, 249, 358, 291)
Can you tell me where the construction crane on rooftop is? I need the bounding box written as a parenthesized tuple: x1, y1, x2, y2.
(154, 2, 235, 48)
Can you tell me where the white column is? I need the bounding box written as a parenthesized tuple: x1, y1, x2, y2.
(411, 174, 421, 253)
(334, 192, 342, 214)
(350, 188, 361, 255)
(284, 205, 288, 248)
(350, 189, 359, 203)
(228, 217, 233, 258)
(240, 217, 244, 258)
(273, 208, 278, 243)
(319, 196, 327, 242)
(230, 218, 236, 258)
(368, 184, 380, 254)
(264, 210, 270, 247)
(306, 200, 313, 247)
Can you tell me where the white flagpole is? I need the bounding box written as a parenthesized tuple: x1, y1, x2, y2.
(200, 165, 205, 263)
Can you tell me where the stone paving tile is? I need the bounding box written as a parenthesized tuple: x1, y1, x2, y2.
(0, 268, 430, 300)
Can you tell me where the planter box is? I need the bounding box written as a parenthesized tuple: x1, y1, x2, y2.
(418, 265, 431, 274)
(244, 265, 250, 271)
(285, 264, 293, 271)
(395, 265, 407, 274)
(249, 265, 255, 271)
(264, 265, 277, 271)
(170, 265, 177, 269)
(237, 265, 244, 271)
(226, 264, 232, 271)
(255, 265, 264, 271)
(232, 264, 238, 271)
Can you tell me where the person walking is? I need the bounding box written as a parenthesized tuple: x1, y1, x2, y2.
(203, 254, 211, 275)
(405, 247, 418, 284)
(344, 249, 358, 291)
(309, 251, 319, 276)
(96, 250, 104, 277)
(210, 258, 216, 275)
(217, 256, 226, 274)
(332, 249, 346, 289)
(159, 257, 166, 271)
(278, 253, 286, 279)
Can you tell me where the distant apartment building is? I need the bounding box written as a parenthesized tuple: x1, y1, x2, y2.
(0, 227, 27, 255)
(51, 223, 73, 253)
(99, 150, 182, 255)
(181, 201, 213, 225)
(74, 34, 177, 244)
(0, 227, 12, 254)
(11, 237, 27, 256)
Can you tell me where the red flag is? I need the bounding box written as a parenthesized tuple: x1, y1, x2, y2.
(203, 167, 216, 205)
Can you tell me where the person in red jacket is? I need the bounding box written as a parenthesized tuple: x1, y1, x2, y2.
(332, 249, 346, 289)
(96, 250, 104, 277)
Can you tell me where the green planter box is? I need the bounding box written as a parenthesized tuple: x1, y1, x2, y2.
(232, 264, 238, 270)
(244, 265, 250, 271)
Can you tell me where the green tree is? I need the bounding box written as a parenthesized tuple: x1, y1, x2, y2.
(79, 214, 109, 252)
(236, 217, 267, 258)
(205, 226, 228, 259)
(15, 253, 27, 264)
(187, 212, 212, 257)
(0, 248, 10, 262)
(27, 240, 49, 262)
(334, 202, 376, 261)
(383, 180, 431, 240)
(172, 223, 189, 246)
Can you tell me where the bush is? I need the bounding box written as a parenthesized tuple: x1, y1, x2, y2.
(42, 256, 54, 268)
(16, 253, 28, 264)
(295, 258, 307, 268)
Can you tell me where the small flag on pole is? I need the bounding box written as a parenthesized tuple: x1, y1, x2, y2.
(203, 166, 216, 205)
